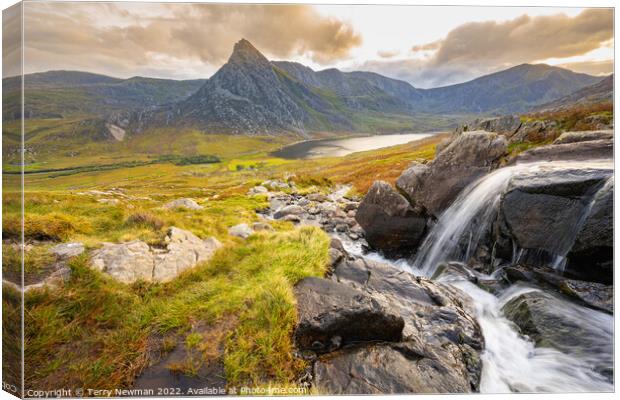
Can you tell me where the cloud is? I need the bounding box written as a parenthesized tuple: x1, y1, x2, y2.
(3, 3, 22, 77)
(356, 9, 613, 88)
(377, 49, 400, 58)
(429, 9, 613, 66)
(557, 60, 613, 76)
(410, 41, 441, 53)
(21, 3, 361, 79)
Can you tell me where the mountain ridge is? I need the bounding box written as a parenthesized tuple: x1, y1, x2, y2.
(3, 39, 609, 135)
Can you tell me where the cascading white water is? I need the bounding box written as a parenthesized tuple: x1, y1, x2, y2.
(414, 160, 614, 277)
(448, 280, 613, 393)
(342, 159, 614, 393)
(413, 165, 519, 276)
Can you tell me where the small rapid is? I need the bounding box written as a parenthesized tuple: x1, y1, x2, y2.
(340, 159, 614, 393)
(450, 281, 613, 393)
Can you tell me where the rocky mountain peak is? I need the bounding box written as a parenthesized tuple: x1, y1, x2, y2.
(228, 38, 270, 66)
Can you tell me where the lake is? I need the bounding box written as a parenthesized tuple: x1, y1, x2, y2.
(271, 133, 438, 159)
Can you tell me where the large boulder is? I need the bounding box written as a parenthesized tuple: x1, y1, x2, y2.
(294, 277, 404, 353)
(503, 265, 613, 314)
(91, 227, 221, 283)
(355, 181, 426, 257)
(295, 253, 484, 393)
(396, 131, 507, 216)
(566, 177, 613, 284)
(493, 166, 612, 278)
(502, 290, 613, 381)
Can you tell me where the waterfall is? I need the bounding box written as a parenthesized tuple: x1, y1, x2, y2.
(413, 165, 519, 276)
(413, 160, 613, 277)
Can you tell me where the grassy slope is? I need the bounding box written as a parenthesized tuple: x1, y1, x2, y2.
(4, 132, 447, 391)
(19, 227, 328, 390)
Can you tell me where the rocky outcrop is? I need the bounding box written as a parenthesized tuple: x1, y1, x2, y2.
(153, 227, 222, 282)
(456, 115, 522, 137)
(455, 115, 560, 144)
(509, 138, 612, 164)
(553, 130, 613, 145)
(396, 131, 507, 216)
(90, 227, 221, 283)
(294, 248, 484, 394)
(163, 198, 203, 211)
(355, 181, 426, 257)
(502, 290, 613, 381)
(92, 240, 155, 283)
(493, 166, 612, 278)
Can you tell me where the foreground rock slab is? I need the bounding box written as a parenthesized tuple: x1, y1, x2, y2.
(294, 249, 484, 393)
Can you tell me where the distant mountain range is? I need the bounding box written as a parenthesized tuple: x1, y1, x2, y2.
(3, 39, 611, 136)
(2, 71, 205, 120)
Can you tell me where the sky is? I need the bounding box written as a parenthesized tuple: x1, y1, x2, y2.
(2, 2, 614, 88)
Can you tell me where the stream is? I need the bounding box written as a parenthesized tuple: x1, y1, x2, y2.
(333, 160, 614, 393)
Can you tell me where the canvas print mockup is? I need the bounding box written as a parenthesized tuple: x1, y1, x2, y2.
(2, 1, 614, 397)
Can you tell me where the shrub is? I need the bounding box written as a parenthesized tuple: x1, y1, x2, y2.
(124, 212, 164, 231)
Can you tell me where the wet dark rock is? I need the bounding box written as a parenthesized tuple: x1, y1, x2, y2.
(298, 253, 484, 393)
(559, 280, 613, 314)
(501, 290, 613, 381)
(566, 178, 613, 284)
(355, 181, 426, 257)
(502, 264, 612, 313)
(431, 262, 477, 283)
(293, 277, 405, 353)
(494, 167, 612, 269)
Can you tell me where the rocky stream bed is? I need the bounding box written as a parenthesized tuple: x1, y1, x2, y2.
(257, 128, 614, 393)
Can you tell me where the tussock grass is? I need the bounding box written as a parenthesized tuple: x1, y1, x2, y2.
(124, 212, 164, 231)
